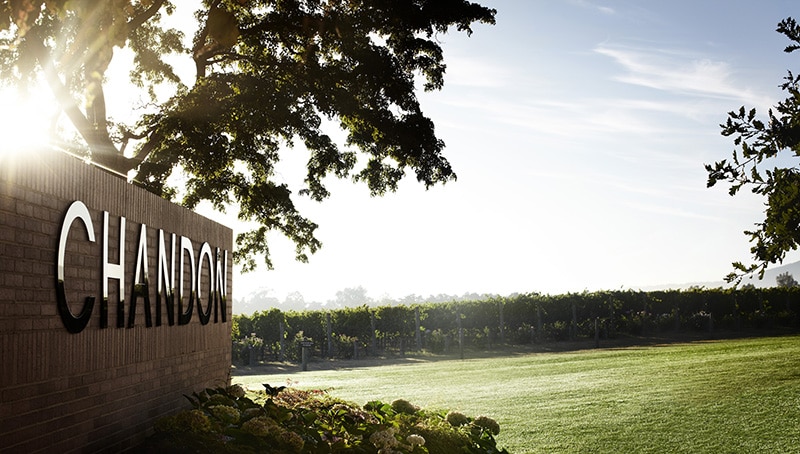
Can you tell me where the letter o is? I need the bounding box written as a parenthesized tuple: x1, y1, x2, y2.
(196, 242, 214, 325)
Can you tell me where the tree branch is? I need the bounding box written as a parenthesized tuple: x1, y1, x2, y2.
(127, 0, 167, 32)
(130, 129, 164, 167)
(192, 0, 229, 79)
(28, 32, 133, 173)
(118, 126, 151, 155)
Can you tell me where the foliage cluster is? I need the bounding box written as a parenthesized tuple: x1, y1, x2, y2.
(137, 384, 508, 453)
(706, 16, 800, 281)
(232, 333, 265, 364)
(0, 0, 495, 270)
(233, 286, 800, 363)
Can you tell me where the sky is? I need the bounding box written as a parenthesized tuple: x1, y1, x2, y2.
(222, 0, 800, 303)
(3, 1, 800, 305)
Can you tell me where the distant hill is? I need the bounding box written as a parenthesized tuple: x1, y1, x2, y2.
(641, 260, 800, 291)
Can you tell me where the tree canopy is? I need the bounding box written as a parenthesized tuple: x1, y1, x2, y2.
(776, 272, 798, 288)
(0, 0, 495, 270)
(706, 17, 800, 283)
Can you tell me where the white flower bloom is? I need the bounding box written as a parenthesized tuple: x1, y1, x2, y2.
(407, 434, 426, 446)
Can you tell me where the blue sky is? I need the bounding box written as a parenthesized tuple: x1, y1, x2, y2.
(3, 1, 798, 304)
(227, 0, 800, 303)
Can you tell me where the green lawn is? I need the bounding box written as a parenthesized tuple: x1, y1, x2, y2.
(232, 335, 800, 453)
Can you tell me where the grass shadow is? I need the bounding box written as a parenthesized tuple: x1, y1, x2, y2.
(231, 327, 800, 377)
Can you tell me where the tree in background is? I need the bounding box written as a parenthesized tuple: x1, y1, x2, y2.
(283, 291, 306, 310)
(0, 0, 495, 269)
(706, 17, 800, 283)
(331, 286, 371, 307)
(776, 272, 798, 288)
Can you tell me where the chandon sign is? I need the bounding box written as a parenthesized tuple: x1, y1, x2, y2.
(56, 200, 229, 334)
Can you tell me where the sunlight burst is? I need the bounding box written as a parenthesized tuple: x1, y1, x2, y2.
(0, 84, 57, 157)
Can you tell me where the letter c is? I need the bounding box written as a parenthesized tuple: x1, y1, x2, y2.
(56, 201, 96, 333)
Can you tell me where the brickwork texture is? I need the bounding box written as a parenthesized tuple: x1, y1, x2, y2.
(0, 149, 233, 453)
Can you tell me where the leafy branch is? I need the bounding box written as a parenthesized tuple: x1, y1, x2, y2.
(706, 17, 800, 283)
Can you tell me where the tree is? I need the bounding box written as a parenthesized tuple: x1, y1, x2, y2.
(282, 291, 306, 311)
(706, 17, 800, 283)
(0, 0, 495, 270)
(776, 272, 798, 288)
(330, 285, 371, 308)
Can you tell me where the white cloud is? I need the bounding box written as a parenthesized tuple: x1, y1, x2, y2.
(594, 44, 773, 109)
(569, 0, 616, 15)
(435, 91, 712, 142)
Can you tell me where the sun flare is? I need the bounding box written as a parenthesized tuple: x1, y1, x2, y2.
(0, 84, 57, 157)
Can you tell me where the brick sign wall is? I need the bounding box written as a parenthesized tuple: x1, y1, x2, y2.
(0, 149, 233, 453)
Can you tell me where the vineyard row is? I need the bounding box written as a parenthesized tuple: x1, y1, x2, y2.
(231, 287, 800, 363)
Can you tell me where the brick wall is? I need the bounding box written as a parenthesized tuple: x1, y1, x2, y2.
(0, 149, 233, 453)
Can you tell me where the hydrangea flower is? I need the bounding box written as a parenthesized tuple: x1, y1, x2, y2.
(406, 434, 426, 447)
(370, 428, 399, 449)
(177, 409, 211, 433)
(446, 411, 469, 427)
(241, 416, 304, 452)
(473, 415, 500, 435)
(209, 393, 230, 404)
(278, 429, 305, 453)
(241, 407, 264, 421)
(242, 416, 278, 437)
(391, 399, 419, 414)
(227, 384, 246, 399)
(210, 405, 240, 425)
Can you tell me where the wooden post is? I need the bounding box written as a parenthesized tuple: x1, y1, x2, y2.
(300, 339, 312, 371)
(326, 312, 333, 358)
(536, 302, 542, 343)
(608, 299, 615, 338)
(594, 317, 600, 348)
(498, 301, 505, 344)
(415, 307, 422, 351)
(278, 321, 285, 362)
(641, 295, 648, 336)
(370, 312, 377, 355)
(570, 300, 577, 341)
(457, 313, 464, 360)
(248, 332, 256, 365)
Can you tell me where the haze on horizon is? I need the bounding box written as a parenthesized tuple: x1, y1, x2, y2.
(225, 0, 800, 305)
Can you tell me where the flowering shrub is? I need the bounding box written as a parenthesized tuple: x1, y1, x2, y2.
(473, 416, 501, 436)
(446, 411, 469, 427)
(137, 384, 509, 453)
(391, 399, 419, 415)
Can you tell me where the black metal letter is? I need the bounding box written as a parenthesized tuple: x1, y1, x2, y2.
(177, 236, 195, 325)
(129, 223, 152, 327)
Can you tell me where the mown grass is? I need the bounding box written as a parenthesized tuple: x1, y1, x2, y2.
(233, 335, 800, 453)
